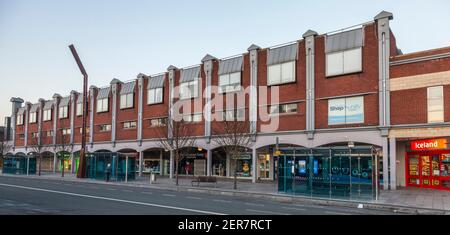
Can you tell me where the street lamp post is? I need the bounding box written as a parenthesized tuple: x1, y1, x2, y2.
(69, 44, 88, 178)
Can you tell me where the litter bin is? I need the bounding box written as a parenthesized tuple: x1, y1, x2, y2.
(150, 171, 156, 184)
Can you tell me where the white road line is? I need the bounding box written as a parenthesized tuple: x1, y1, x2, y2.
(245, 209, 290, 215)
(122, 190, 133, 192)
(141, 192, 153, 195)
(107, 188, 117, 191)
(186, 196, 202, 200)
(213, 199, 231, 203)
(324, 211, 349, 215)
(0, 183, 225, 215)
(162, 194, 175, 197)
(245, 202, 264, 207)
(282, 207, 306, 211)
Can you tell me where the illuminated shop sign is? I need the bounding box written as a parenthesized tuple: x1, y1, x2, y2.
(410, 138, 448, 151)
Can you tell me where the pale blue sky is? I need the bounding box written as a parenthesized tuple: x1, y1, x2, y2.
(1, 0, 450, 125)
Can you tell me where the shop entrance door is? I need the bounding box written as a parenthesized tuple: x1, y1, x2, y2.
(407, 154, 442, 189)
(258, 154, 270, 180)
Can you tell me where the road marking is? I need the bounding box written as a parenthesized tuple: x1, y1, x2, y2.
(186, 196, 201, 200)
(0, 183, 225, 215)
(162, 194, 175, 197)
(141, 192, 153, 195)
(122, 189, 133, 193)
(213, 199, 231, 203)
(324, 211, 349, 215)
(245, 209, 290, 215)
(245, 202, 264, 207)
(107, 188, 117, 191)
(282, 207, 306, 211)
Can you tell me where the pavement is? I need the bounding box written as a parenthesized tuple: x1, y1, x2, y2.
(1, 171, 450, 214)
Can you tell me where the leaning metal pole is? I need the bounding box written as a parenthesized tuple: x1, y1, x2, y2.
(69, 44, 88, 178)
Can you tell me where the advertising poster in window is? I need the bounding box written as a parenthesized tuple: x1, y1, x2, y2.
(328, 96, 364, 125)
(328, 98, 346, 125)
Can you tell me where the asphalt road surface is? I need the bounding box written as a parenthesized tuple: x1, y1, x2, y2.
(0, 176, 399, 215)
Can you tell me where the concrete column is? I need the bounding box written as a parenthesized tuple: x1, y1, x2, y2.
(206, 149, 212, 176)
(303, 30, 318, 140)
(169, 150, 174, 179)
(110, 79, 121, 148)
(138, 150, 144, 177)
(69, 91, 77, 145)
(167, 65, 178, 140)
(89, 86, 96, 148)
(159, 149, 163, 176)
(10, 97, 24, 150)
(37, 99, 45, 147)
(382, 137, 389, 190)
(252, 147, 257, 183)
(52, 94, 61, 146)
(70, 152, 75, 174)
(247, 44, 261, 141)
(226, 154, 230, 178)
(53, 152, 57, 173)
(201, 54, 216, 144)
(389, 137, 397, 190)
(24, 102, 31, 150)
(137, 74, 145, 146)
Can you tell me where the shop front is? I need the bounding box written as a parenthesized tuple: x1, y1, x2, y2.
(179, 148, 207, 176)
(142, 149, 170, 176)
(405, 138, 450, 190)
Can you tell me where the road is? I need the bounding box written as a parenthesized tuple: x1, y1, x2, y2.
(0, 176, 398, 215)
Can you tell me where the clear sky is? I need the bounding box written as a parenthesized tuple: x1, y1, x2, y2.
(1, 0, 450, 125)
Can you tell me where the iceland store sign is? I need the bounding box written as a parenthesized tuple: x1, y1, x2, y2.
(328, 96, 364, 125)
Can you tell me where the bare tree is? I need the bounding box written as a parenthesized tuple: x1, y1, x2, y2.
(156, 118, 196, 186)
(212, 118, 252, 190)
(53, 129, 73, 177)
(29, 130, 48, 176)
(0, 135, 13, 169)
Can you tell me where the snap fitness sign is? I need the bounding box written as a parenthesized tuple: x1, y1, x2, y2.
(410, 138, 448, 151)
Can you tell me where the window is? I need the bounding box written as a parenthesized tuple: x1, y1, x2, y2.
(219, 72, 241, 93)
(76, 103, 83, 116)
(59, 106, 68, 119)
(183, 113, 202, 123)
(123, 121, 137, 129)
(47, 130, 54, 137)
(326, 47, 362, 77)
(267, 61, 295, 85)
(97, 98, 109, 113)
(62, 129, 71, 135)
(221, 109, 245, 121)
(79, 127, 90, 134)
(428, 86, 444, 123)
(269, 103, 298, 115)
(17, 114, 24, 125)
(148, 88, 163, 104)
(99, 124, 111, 132)
(31, 132, 39, 138)
(120, 93, 134, 109)
(179, 79, 199, 99)
(150, 118, 167, 127)
(29, 112, 37, 123)
(43, 109, 52, 121)
(328, 96, 364, 125)
(19, 134, 25, 140)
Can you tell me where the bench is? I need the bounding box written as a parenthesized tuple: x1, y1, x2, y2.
(191, 176, 217, 187)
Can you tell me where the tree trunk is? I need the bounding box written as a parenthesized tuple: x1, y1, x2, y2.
(38, 154, 42, 176)
(234, 157, 237, 190)
(175, 151, 179, 186)
(61, 158, 65, 177)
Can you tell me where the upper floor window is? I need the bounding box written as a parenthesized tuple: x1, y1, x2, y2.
(183, 113, 202, 123)
(99, 124, 111, 132)
(46, 130, 54, 137)
(79, 127, 90, 134)
(269, 103, 298, 115)
(97, 98, 109, 113)
(328, 96, 364, 125)
(61, 128, 71, 136)
(179, 79, 199, 100)
(267, 43, 297, 86)
(219, 72, 241, 93)
(325, 28, 363, 77)
(123, 121, 137, 129)
(76, 102, 83, 116)
(43, 109, 52, 121)
(59, 106, 68, 119)
(427, 86, 444, 123)
(150, 118, 167, 127)
(148, 88, 163, 104)
(19, 134, 25, 140)
(31, 132, 39, 138)
(29, 112, 37, 123)
(17, 114, 24, 125)
(120, 93, 134, 109)
(219, 109, 245, 121)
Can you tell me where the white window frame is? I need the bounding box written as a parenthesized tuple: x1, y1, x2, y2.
(29, 112, 37, 123)
(79, 127, 90, 134)
(99, 124, 111, 132)
(96, 98, 109, 113)
(123, 121, 137, 129)
(76, 103, 83, 116)
(47, 130, 54, 137)
(31, 132, 39, 138)
(269, 103, 298, 116)
(427, 86, 444, 123)
(62, 129, 71, 136)
(59, 106, 68, 119)
(17, 114, 24, 125)
(147, 87, 163, 104)
(221, 109, 245, 121)
(328, 96, 364, 125)
(183, 113, 202, 123)
(267, 61, 296, 86)
(150, 118, 167, 127)
(43, 110, 52, 122)
(120, 93, 134, 109)
(326, 47, 362, 77)
(179, 79, 199, 100)
(219, 72, 241, 93)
